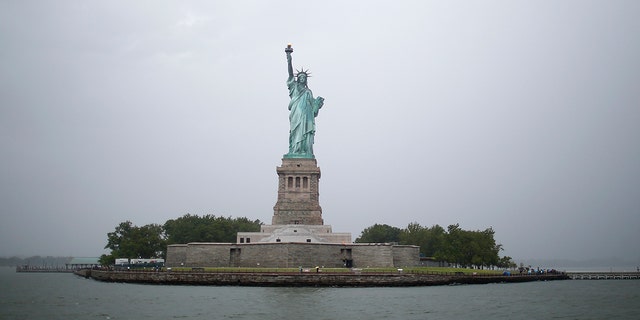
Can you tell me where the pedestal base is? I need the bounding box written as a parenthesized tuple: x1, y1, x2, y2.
(272, 158, 323, 225)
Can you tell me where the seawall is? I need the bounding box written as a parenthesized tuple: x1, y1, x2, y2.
(76, 269, 569, 287)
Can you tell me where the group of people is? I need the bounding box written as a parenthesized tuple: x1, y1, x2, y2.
(518, 267, 560, 275)
(298, 266, 321, 273)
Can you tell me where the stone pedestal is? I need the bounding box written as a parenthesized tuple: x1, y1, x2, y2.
(272, 158, 323, 225)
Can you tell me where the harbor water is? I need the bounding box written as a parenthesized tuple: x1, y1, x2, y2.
(1, 267, 638, 319)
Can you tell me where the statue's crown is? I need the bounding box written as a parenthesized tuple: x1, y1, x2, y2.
(295, 68, 311, 77)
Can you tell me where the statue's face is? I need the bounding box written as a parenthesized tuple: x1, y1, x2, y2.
(297, 74, 307, 84)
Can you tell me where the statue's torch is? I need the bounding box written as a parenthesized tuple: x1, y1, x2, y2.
(285, 43, 293, 53)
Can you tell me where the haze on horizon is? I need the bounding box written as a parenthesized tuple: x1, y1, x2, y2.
(1, 1, 639, 266)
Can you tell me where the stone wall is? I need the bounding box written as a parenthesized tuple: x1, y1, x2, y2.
(351, 244, 394, 268)
(166, 244, 187, 267)
(185, 243, 234, 267)
(237, 243, 347, 268)
(166, 242, 420, 268)
(392, 245, 421, 268)
(83, 269, 571, 286)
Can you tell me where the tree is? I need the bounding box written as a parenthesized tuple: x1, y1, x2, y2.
(497, 256, 517, 269)
(399, 223, 446, 257)
(475, 227, 501, 269)
(437, 225, 502, 268)
(437, 224, 463, 266)
(356, 222, 509, 269)
(163, 214, 262, 244)
(100, 221, 166, 265)
(399, 222, 426, 249)
(99, 215, 262, 266)
(355, 224, 402, 243)
(423, 224, 446, 257)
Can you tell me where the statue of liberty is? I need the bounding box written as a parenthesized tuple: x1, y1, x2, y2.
(284, 44, 324, 159)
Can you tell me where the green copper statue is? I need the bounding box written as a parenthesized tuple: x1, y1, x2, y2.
(284, 44, 324, 159)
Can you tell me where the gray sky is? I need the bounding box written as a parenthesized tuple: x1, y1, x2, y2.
(1, 1, 639, 264)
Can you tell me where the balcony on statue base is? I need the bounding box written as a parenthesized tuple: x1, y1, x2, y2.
(283, 152, 315, 159)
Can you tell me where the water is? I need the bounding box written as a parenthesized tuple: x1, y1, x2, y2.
(1, 267, 639, 319)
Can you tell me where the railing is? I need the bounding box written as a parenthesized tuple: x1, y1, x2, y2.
(567, 272, 640, 280)
(15, 266, 74, 273)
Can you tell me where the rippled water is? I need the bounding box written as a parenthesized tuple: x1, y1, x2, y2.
(1, 267, 638, 319)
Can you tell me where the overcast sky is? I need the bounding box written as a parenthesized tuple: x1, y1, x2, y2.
(1, 1, 639, 264)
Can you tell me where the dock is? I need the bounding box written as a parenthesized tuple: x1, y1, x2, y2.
(567, 272, 639, 280)
(15, 266, 74, 273)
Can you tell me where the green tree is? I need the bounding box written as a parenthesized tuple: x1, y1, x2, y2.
(438, 224, 462, 266)
(355, 224, 402, 243)
(356, 222, 505, 267)
(399, 222, 426, 249)
(437, 225, 502, 268)
(475, 228, 501, 268)
(399, 223, 446, 257)
(100, 221, 166, 265)
(163, 214, 261, 244)
(423, 224, 446, 257)
(354, 222, 512, 269)
(497, 256, 516, 269)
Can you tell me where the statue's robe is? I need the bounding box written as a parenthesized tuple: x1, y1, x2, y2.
(287, 77, 322, 157)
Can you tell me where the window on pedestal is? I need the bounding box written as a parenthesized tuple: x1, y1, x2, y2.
(287, 177, 293, 188)
(295, 177, 301, 188)
(303, 177, 308, 189)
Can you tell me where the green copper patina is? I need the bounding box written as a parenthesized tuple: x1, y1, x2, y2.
(284, 44, 324, 159)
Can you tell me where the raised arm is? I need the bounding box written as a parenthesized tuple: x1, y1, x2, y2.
(285, 44, 294, 80)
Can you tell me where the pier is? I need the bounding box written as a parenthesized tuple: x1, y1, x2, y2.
(567, 272, 639, 280)
(15, 266, 74, 273)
